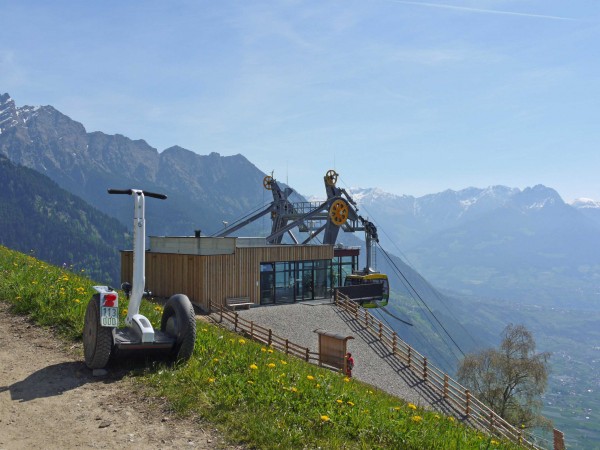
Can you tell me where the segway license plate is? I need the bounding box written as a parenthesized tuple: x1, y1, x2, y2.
(100, 306, 119, 327)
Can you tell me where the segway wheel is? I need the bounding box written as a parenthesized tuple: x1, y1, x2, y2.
(161, 294, 196, 363)
(83, 294, 114, 369)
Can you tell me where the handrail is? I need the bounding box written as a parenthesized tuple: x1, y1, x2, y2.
(333, 292, 544, 449)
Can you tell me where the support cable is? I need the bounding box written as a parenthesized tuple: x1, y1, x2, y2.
(378, 243, 465, 357)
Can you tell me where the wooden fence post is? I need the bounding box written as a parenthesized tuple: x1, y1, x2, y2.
(219, 304, 223, 323)
(443, 374, 449, 399)
(553, 429, 565, 450)
(305, 347, 309, 361)
(423, 357, 428, 381)
(407, 346, 412, 368)
(285, 339, 289, 354)
(489, 412, 495, 432)
(465, 390, 471, 416)
(378, 322, 383, 340)
(392, 332, 397, 354)
(268, 329, 272, 346)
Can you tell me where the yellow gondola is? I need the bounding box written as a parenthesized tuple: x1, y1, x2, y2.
(343, 272, 389, 308)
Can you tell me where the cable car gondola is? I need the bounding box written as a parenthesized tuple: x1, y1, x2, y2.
(343, 271, 389, 308)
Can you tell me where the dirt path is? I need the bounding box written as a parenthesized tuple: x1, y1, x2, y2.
(0, 302, 229, 450)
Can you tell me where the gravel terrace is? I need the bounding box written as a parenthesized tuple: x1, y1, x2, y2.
(212, 300, 456, 414)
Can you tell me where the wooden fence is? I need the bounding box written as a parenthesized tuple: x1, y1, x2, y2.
(210, 301, 320, 365)
(207, 294, 548, 449)
(334, 292, 545, 450)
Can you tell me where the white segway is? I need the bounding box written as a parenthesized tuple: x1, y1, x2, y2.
(83, 188, 196, 369)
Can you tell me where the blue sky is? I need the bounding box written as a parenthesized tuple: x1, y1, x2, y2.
(2, 0, 599, 201)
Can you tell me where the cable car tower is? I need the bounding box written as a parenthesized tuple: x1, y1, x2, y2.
(213, 169, 388, 307)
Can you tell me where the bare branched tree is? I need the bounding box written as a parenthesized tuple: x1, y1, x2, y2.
(457, 324, 551, 429)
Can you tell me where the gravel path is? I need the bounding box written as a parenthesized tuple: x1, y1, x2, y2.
(0, 302, 232, 450)
(216, 301, 451, 412)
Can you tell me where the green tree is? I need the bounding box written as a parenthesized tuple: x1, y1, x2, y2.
(457, 324, 551, 429)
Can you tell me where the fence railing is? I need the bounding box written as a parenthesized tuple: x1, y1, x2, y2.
(210, 301, 320, 364)
(334, 292, 543, 449)
(207, 295, 546, 449)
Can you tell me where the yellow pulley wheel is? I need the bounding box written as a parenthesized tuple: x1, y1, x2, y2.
(329, 199, 349, 226)
(325, 169, 338, 186)
(263, 175, 273, 190)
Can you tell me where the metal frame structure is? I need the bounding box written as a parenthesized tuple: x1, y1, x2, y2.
(213, 170, 379, 273)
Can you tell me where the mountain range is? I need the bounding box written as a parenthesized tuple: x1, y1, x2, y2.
(0, 93, 270, 238)
(2, 91, 599, 310)
(347, 186, 600, 309)
(2, 92, 599, 448)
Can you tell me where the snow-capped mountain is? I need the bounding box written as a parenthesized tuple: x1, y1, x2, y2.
(570, 197, 600, 226)
(344, 184, 600, 308)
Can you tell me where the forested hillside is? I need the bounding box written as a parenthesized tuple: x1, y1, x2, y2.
(0, 156, 128, 283)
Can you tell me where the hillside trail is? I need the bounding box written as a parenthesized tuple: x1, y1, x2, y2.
(0, 302, 233, 450)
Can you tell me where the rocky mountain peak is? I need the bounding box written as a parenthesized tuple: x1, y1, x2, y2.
(0, 93, 19, 134)
(513, 184, 564, 210)
(570, 198, 600, 209)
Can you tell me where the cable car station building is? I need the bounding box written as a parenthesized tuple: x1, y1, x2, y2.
(120, 171, 384, 311)
(121, 237, 359, 310)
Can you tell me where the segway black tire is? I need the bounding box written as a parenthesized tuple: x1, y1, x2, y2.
(161, 294, 196, 363)
(83, 294, 114, 369)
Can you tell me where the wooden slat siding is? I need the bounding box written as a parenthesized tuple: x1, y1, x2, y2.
(119, 245, 333, 310)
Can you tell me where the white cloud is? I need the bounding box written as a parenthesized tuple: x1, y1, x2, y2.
(386, 0, 578, 21)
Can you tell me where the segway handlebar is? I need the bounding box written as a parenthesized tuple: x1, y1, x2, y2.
(107, 188, 167, 200)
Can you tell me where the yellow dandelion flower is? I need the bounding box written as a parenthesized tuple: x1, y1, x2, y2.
(344, 377, 350, 382)
(307, 375, 315, 381)
(267, 363, 276, 368)
(247, 380, 254, 384)
(408, 403, 417, 410)
(320, 415, 330, 422)
(411, 415, 423, 423)
(154, 306, 162, 312)
(267, 348, 274, 353)
(336, 399, 343, 404)
(290, 387, 298, 393)
(394, 406, 401, 411)
(434, 414, 441, 419)
(261, 347, 267, 352)
(448, 417, 455, 423)
(280, 360, 288, 365)
(208, 377, 215, 383)
(121, 308, 128, 316)
(250, 364, 258, 370)
(316, 384, 321, 388)
(491, 440, 499, 446)
(238, 338, 246, 344)
(74, 299, 81, 304)
(213, 358, 219, 363)
(347, 401, 354, 406)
